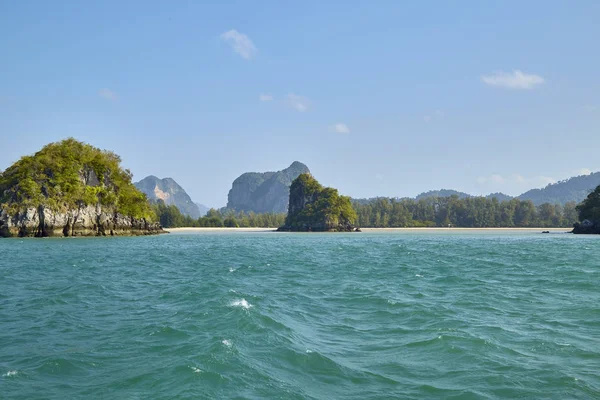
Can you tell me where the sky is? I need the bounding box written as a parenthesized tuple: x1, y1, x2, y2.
(1, 1, 599, 207)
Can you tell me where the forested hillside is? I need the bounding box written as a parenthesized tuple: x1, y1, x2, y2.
(518, 172, 600, 205)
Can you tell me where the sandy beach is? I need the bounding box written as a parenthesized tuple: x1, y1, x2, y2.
(165, 227, 571, 233)
(360, 227, 570, 233)
(166, 227, 278, 233)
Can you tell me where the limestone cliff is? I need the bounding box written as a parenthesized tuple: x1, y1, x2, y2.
(226, 161, 310, 213)
(278, 173, 357, 232)
(135, 176, 201, 218)
(0, 138, 163, 237)
(0, 205, 162, 237)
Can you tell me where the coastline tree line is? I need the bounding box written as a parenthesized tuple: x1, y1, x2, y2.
(153, 196, 584, 229)
(352, 196, 578, 228)
(152, 200, 286, 228)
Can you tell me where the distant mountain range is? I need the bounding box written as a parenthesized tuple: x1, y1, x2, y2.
(415, 189, 514, 202)
(226, 161, 310, 213)
(517, 172, 600, 205)
(134, 176, 202, 219)
(136, 168, 600, 219)
(358, 172, 600, 206)
(415, 189, 471, 200)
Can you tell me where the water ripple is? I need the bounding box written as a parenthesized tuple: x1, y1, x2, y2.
(1, 232, 599, 399)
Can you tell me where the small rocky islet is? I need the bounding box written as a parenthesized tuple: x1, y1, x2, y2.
(277, 173, 359, 232)
(571, 185, 600, 234)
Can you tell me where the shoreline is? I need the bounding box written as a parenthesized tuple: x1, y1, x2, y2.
(166, 227, 571, 233)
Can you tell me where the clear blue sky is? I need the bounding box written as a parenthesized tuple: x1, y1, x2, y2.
(1, 1, 599, 207)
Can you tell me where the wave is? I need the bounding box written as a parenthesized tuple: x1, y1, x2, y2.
(229, 299, 253, 309)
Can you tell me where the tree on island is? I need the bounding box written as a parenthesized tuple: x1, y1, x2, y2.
(576, 185, 600, 222)
(0, 138, 154, 219)
(279, 173, 357, 232)
(573, 185, 600, 234)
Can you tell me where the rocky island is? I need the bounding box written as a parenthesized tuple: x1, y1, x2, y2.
(572, 185, 600, 234)
(278, 173, 358, 232)
(0, 139, 163, 237)
(135, 175, 202, 218)
(226, 161, 310, 213)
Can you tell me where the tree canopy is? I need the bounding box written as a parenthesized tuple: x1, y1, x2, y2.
(283, 173, 356, 231)
(576, 185, 600, 222)
(151, 200, 286, 228)
(352, 196, 577, 228)
(0, 138, 154, 220)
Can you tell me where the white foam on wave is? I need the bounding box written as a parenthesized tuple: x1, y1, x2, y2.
(230, 299, 253, 309)
(222, 339, 232, 347)
(189, 366, 202, 373)
(3, 370, 18, 377)
(229, 267, 236, 273)
(306, 349, 313, 354)
(415, 274, 423, 277)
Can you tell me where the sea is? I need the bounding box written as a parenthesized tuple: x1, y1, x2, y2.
(0, 230, 598, 399)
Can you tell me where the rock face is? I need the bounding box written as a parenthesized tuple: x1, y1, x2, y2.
(135, 176, 201, 219)
(278, 173, 357, 232)
(572, 220, 600, 234)
(0, 205, 162, 237)
(226, 161, 310, 213)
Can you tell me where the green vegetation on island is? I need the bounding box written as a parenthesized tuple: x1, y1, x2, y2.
(573, 185, 600, 234)
(0, 138, 154, 219)
(0, 139, 161, 237)
(279, 173, 357, 231)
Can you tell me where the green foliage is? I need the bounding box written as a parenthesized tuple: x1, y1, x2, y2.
(284, 173, 357, 231)
(0, 138, 154, 220)
(576, 185, 600, 221)
(353, 195, 578, 228)
(151, 202, 286, 228)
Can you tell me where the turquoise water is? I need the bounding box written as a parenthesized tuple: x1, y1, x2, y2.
(1, 231, 598, 399)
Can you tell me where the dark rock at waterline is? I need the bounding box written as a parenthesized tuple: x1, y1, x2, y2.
(572, 219, 600, 234)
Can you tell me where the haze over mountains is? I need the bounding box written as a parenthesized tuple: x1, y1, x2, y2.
(518, 172, 600, 205)
(414, 189, 512, 202)
(134, 176, 203, 219)
(413, 172, 600, 206)
(133, 162, 311, 218)
(135, 165, 600, 218)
